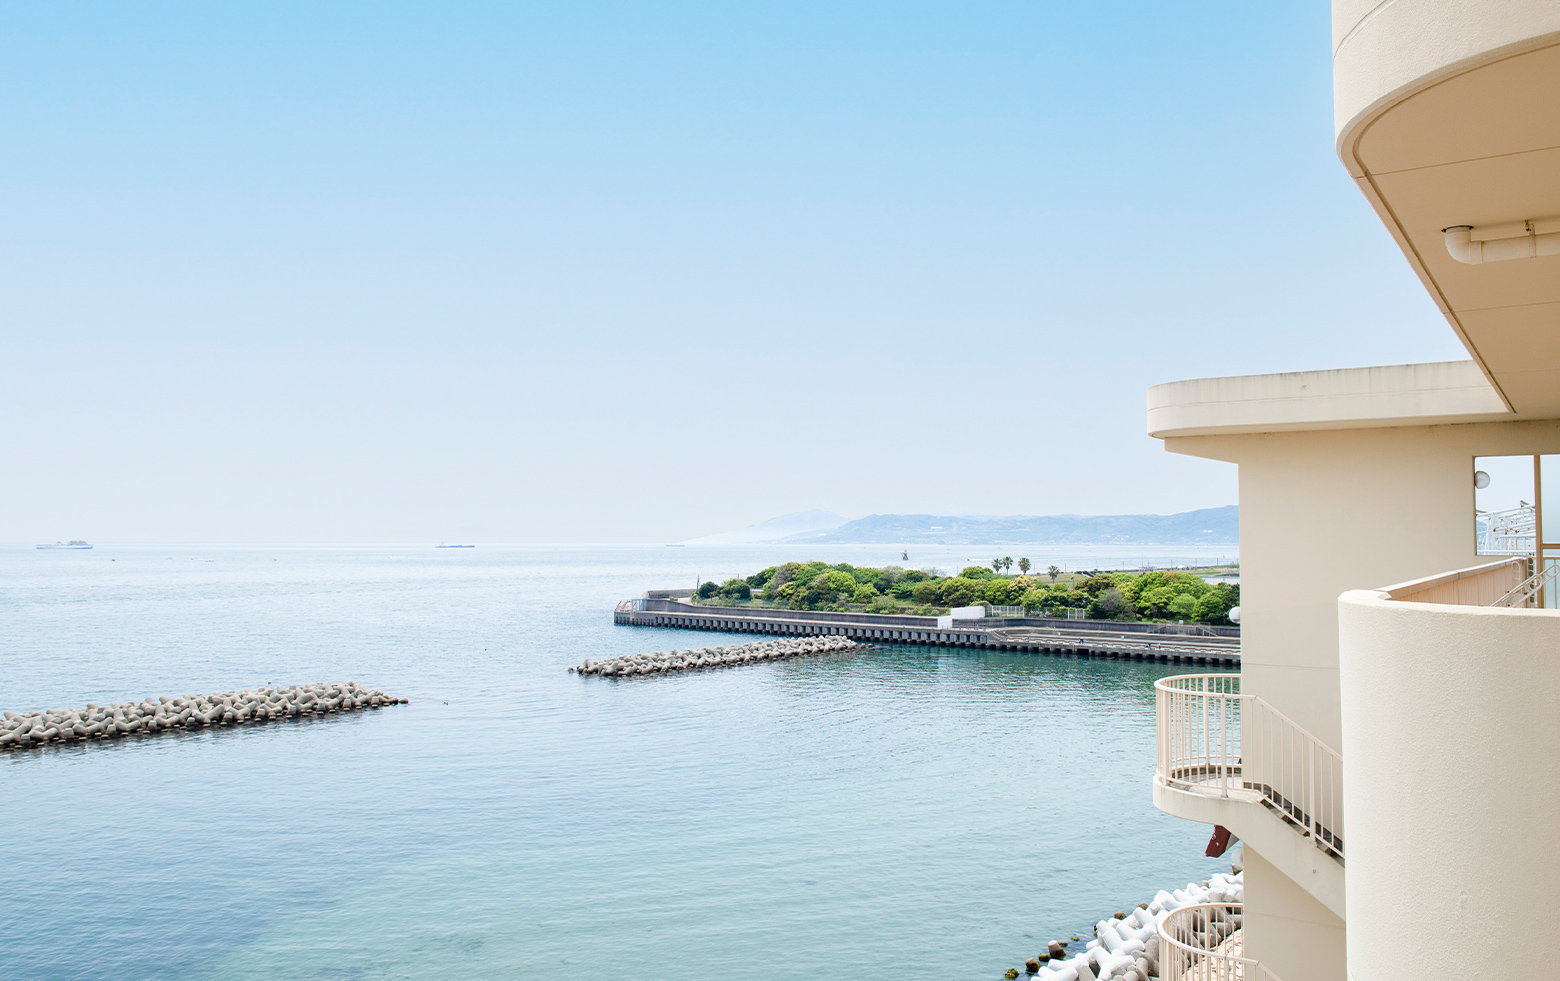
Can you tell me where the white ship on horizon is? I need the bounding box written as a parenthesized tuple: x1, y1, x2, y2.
(36, 540, 92, 550)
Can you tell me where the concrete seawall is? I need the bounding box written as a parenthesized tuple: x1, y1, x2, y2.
(614, 599, 1240, 667)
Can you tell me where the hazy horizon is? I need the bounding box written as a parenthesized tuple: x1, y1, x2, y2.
(18, 504, 1240, 547)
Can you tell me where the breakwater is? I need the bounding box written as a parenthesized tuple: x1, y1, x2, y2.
(572, 637, 861, 677)
(614, 599, 1240, 667)
(1014, 868, 1245, 981)
(0, 682, 406, 751)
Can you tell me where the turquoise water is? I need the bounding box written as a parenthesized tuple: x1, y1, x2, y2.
(0, 545, 1232, 980)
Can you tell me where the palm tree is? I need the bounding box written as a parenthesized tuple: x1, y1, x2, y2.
(1001, 556, 1013, 572)
(1047, 564, 1061, 582)
(1018, 558, 1031, 575)
(991, 558, 1002, 573)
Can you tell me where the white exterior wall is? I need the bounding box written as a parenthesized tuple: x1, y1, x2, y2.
(1337, 590, 1560, 981)
(1241, 849, 1347, 981)
(1161, 417, 1560, 981)
(1332, 0, 1560, 140)
(1143, 5, 1560, 979)
(1166, 418, 1560, 750)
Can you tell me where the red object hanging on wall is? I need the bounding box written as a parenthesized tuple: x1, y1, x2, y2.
(1205, 825, 1233, 857)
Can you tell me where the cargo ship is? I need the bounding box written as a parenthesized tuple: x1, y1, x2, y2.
(37, 541, 92, 550)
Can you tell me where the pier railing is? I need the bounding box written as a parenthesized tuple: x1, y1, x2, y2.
(1159, 903, 1282, 981)
(1156, 675, 1344, 860)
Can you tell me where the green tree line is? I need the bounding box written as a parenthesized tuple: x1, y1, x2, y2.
(693, 561, 1238, 625)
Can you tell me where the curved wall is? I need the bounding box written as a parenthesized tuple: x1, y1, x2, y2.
(1337, 589, 1560, 980)
(1333, 0, 1560, 143)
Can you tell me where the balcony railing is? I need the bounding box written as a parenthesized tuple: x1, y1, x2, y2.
(1156, 675, 1344, 860)
(1384, 557, 1530, 606)
(1159, 903, 1282, 981)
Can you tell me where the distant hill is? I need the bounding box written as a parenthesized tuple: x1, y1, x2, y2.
(685, 509, 849, 544)
(778, 506, 1238, 545)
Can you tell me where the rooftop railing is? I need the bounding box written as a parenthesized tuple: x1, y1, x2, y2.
(1475, 503, 1535, 556)
(1159, 903, 1282, 981)
(1156, 675, 1344, 861)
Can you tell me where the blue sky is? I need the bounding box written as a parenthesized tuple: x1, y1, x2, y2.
(1, 2, 1466, 542)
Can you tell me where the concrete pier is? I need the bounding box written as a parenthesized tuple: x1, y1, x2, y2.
(614, 598, 1240, 667)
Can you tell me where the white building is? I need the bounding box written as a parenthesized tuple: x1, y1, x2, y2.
(1147, 4, 1560, 980)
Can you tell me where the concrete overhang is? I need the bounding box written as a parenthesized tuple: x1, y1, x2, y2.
(1147, 360, 1509, 439)
(1333, 3, 1560, 416)
(1153, 776, 1346, 919)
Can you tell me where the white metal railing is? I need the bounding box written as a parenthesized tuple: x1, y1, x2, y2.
(1491, 560, 1559, 608)
(1159, 904, 1282, 981)
(1156, 675, 1345, 861)
(1157, 673, 1243, 795)
(1476, 502, 1536, 556)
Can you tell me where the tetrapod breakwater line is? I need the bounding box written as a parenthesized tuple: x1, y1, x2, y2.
(572, 636, 863, 677)
(1011, 867, 1245, 980)
(0, 682, 406, 751)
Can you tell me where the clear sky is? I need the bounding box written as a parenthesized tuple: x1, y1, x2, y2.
(1, 2, 1467, 544)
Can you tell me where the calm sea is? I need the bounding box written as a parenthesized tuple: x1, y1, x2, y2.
(0, 543, 1235, 981)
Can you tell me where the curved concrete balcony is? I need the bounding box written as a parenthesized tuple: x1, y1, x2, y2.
(1339, 563, 1560, 981)
(1154, 675, 1345, 917)
(1333, 4, 1560, 416)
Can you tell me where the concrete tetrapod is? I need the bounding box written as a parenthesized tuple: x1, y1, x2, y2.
(1022, 870, 1244, 980)
(0, 682, 407, 752)
(573, 637, 864, 677)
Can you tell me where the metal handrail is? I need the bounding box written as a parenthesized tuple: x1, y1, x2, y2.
(1156, 675, 1345, 860)
(1159, 903, 1282, 981)
(1476, 502, 1536, 556)
(1491, 560, 1558, 608)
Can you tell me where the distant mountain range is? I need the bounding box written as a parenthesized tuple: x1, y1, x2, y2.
(688, 506, 1238, 545)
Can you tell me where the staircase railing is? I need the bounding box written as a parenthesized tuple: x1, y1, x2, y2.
(1156, 675, 1344, 860)
(1491, 560, 1559, 609)
(1159, 903, 1283, 981)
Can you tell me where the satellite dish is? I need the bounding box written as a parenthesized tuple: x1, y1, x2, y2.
(1228, 606, 1241, 624)
(1474, 470, 1491, 489)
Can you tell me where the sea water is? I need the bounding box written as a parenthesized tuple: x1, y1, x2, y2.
(0, 544, 1235, 981)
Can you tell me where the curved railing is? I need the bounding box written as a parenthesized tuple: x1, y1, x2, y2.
(1157, 673, 1244, 797)
(1159, 903, 1281, 981)
(1156, 675, 1344, 860)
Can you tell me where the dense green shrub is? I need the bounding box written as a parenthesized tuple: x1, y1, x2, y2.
(718, 578, 752, 602)
(713, 560, 1237, 623)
